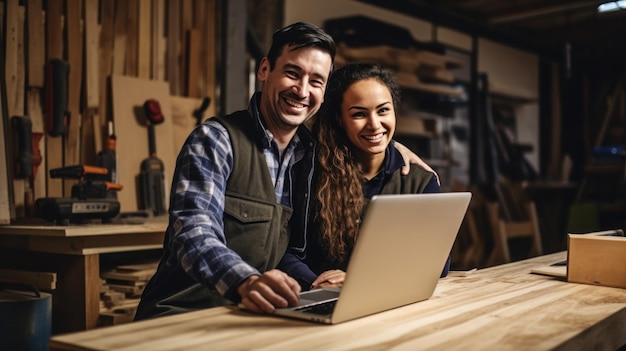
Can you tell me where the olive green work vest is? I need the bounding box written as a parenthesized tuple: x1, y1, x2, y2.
(214, 111, 292, 272)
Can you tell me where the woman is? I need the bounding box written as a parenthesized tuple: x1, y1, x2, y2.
(278, 62, 444, 290)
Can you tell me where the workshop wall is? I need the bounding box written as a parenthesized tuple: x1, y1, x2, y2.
(284, 0, 540, 173)
(1, 0, 217, 220)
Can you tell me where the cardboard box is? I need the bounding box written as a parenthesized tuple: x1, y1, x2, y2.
(567, 230, 626, 288)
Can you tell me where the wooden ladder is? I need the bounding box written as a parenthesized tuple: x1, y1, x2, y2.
(485, 176, 543, 266)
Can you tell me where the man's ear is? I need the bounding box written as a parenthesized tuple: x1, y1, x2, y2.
(257, 57, 270, 82)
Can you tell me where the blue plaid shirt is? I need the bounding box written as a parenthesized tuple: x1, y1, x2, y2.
(164, 93, 300, 300)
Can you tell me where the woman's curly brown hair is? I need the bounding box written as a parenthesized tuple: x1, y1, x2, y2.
(312, 62, 400, 263)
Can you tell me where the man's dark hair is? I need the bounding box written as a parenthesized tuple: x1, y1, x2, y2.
(266, 22, 336, 70)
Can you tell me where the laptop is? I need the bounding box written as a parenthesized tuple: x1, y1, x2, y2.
(272, 192, 472, 324)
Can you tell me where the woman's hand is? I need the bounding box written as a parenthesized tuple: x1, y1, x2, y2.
(311, 269, 346, 289)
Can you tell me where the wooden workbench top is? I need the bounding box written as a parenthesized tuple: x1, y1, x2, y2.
(0, 218, 168, 254)
(49, 252, 626, 351)
(0, 219, 168, 237)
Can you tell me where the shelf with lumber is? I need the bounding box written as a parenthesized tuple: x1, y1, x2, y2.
(336, 44, 462, 70)
(335, 43, 464, 97)
(488, 82, 537, 104)
(395, 71, 464, 97)
(99, 260, 159, 327)
(395, 115, 439, 138)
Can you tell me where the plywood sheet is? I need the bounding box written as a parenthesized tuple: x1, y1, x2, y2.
(111, 75, 176, 212)
(170, 95, 214, 152)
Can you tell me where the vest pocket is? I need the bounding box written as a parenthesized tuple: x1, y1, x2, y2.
(225, 197, 274, 223)
(224, 196, 287, 271)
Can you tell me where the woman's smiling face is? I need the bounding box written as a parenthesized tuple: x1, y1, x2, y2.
(339, 78, 396, 159)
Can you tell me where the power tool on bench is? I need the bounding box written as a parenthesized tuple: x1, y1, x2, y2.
(35, 165, 123, 225)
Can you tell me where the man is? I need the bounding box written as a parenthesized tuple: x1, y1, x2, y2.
(135, 22, 335, 319)
(135, 22, 434, 320)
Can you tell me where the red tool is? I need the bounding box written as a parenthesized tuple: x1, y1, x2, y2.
(140, 99, 167, 215)
(32, 133, 43, 177)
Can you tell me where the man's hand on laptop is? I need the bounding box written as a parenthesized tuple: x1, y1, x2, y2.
(238, 269, 301, 314)
(311, 269, 346, 289)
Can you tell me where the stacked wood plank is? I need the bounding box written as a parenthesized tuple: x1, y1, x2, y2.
(99, 261, 158, 326)
(335, 43, 464, 97)
(0, 268, 57, 290)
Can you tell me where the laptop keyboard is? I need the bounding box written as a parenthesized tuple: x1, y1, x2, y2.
(295, 300, 337, 315)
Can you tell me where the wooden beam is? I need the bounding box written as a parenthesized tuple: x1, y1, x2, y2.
(5, 0, 22, 118)
(221, 0, 248, 112)
(26, 0, 45, 88)
(112, 0, 128, 76)
(64, 0, 83, 196)
(137, 0, 151, 79)
(167, 0, 180, 95)
(12, 3, 29, 215)
(124, 0, 139, 77)
(180, 0, 192, 94)
(0, 2, 13, 223)
(45, 0, 64, 198)
(83, 0, 99, 109)
(82, 0, 99, 165)
(487, 1, 601, 24)
(60, 254, 101, 331)
(200, 0, 216, 108)
(151, 0, 165, 80)
(99, 0, 115, 139)
(25, 0, 46, 202)
(185, 29, 200, 97)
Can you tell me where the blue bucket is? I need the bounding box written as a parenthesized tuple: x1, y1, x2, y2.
(0, 284, 52, 351)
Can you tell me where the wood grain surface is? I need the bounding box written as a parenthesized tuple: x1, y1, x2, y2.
(110, 75, 176, 212)
(0, 221, 167, 237)
(49, 252, 626, 351)
(64, 0, 84, 197)
(0, 221, 167, 255)
(45, 0, 64, 198)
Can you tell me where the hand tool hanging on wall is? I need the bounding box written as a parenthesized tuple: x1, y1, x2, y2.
(193, 97, 211, 126)
(140, 99, 167, 216)
(11, 116, 35, 216)
(96, 121, 118, 197)
(11, 116, 34, 180)
(45, 59, 70, 136)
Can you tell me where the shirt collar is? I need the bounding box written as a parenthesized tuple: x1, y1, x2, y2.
(363, 140, 405, 198)
(248, 92, 274, 149)
(248, 92, 313, 150)
(384, 140, 405, 175)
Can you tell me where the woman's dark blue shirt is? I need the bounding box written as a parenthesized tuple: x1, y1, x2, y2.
(278, 141, 445, 289)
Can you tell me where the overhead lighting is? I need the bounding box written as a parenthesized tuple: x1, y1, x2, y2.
(597, 1, 626, 13)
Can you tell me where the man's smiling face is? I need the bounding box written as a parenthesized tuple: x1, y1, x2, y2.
(257, 45, 332, 139)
